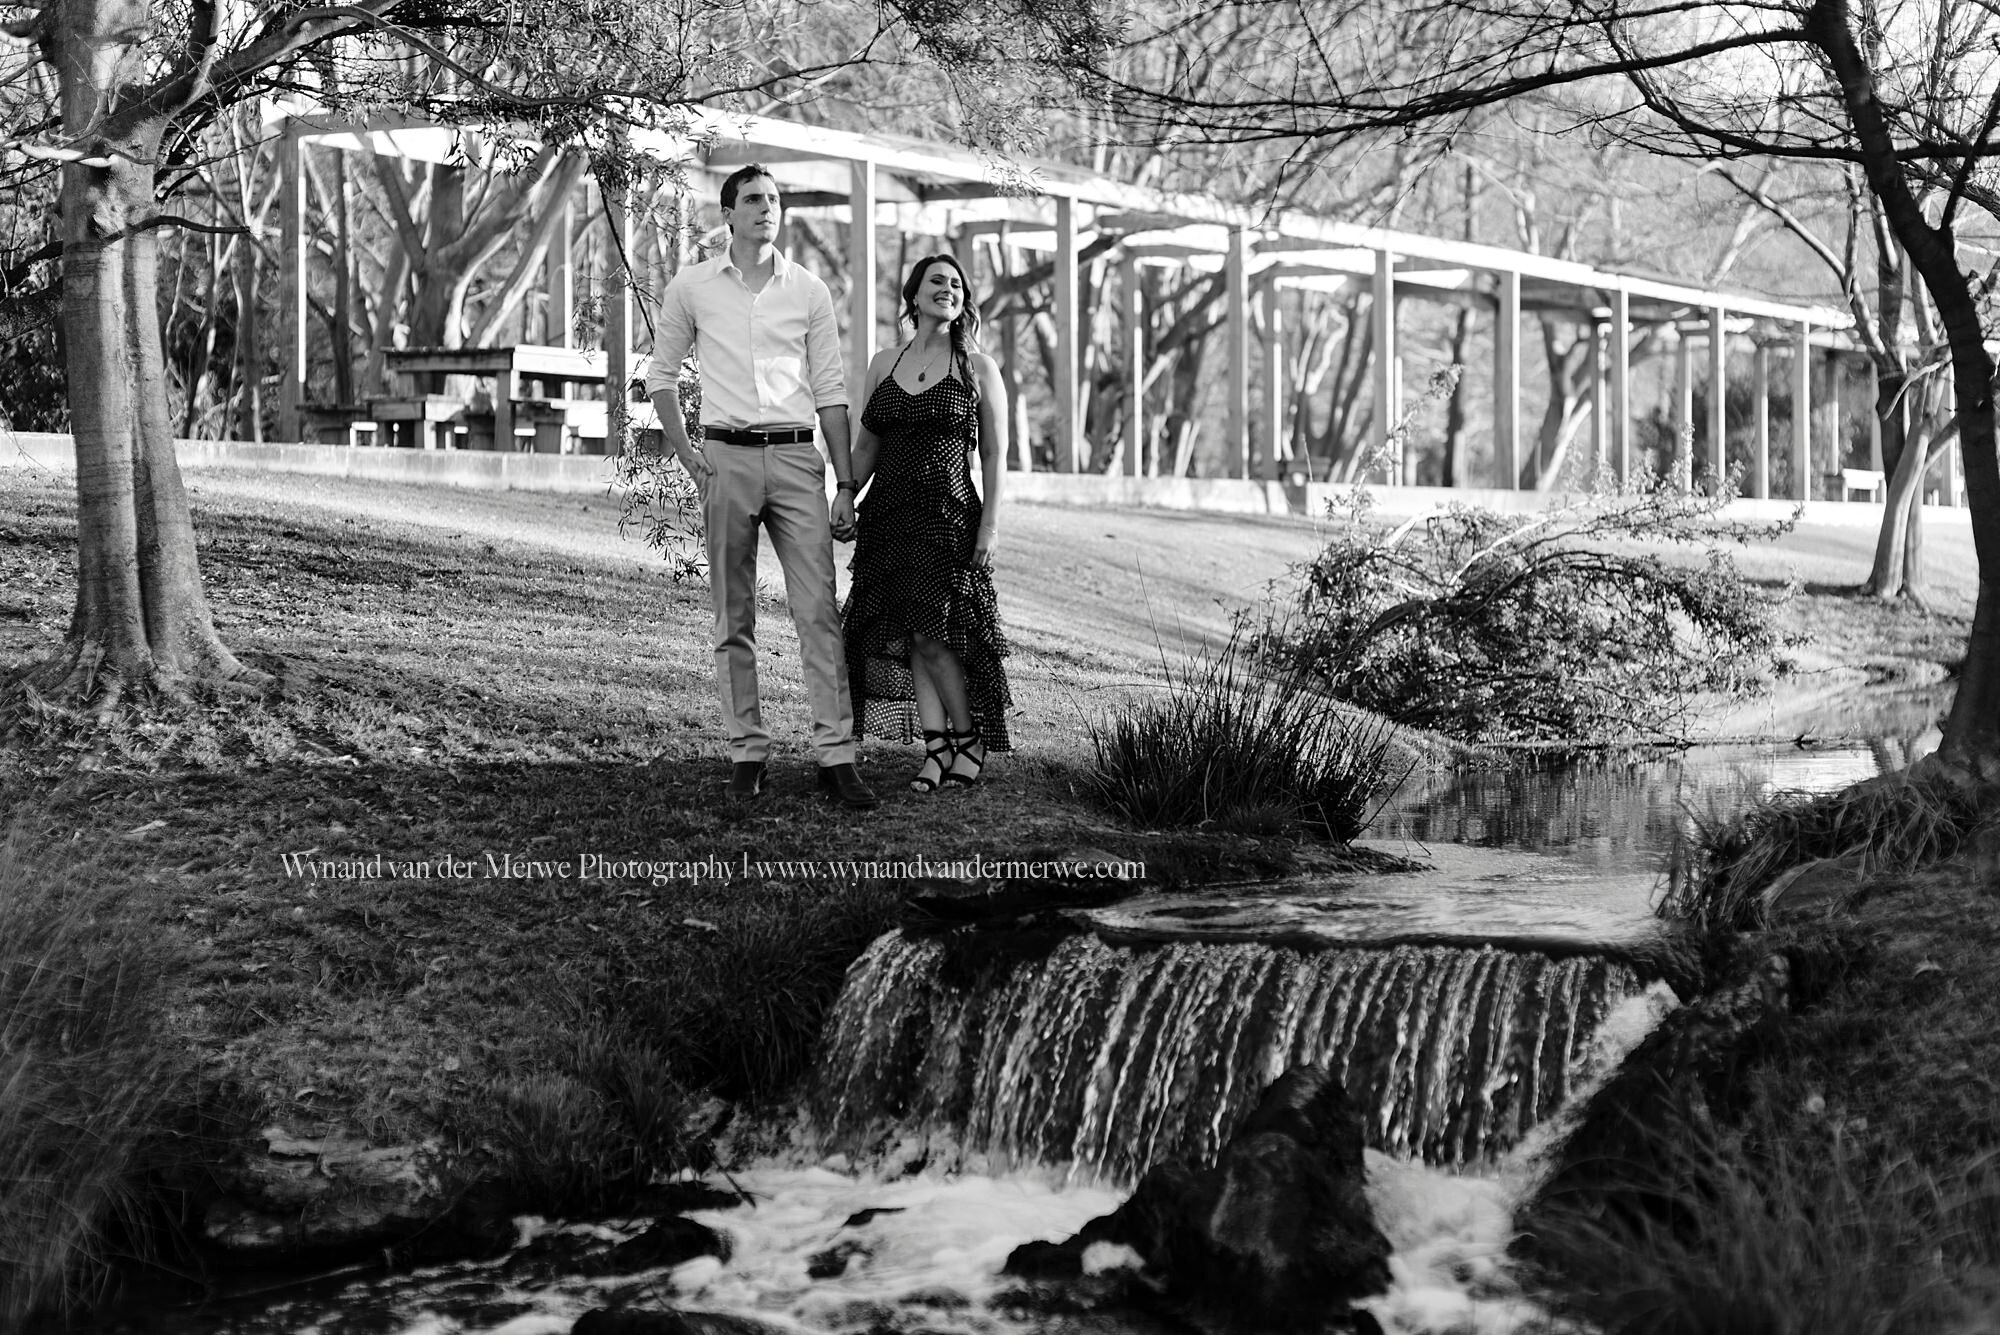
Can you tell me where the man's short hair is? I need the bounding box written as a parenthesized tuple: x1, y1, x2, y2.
(721, 164, 778, 211)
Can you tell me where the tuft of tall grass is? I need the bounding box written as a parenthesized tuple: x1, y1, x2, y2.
(578, 880, 907, 1109)
(1086, 632, 1404, 841)
(1661, 769, 1987, 933)
(645, 882, 908, 1099)
(1524, 1091, 2000, 1335)
(480, 1029, 696, 1215)
(0, 830, 188, 1328)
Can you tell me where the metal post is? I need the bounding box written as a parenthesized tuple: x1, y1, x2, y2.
(277, 129, 308, 442)
(1371, 248, 1396, 481)
(1226, 227, 1250, 478)
(1752, 344, 1771, 499)
(1792, 322, 1812, 500)
(848, 160, 877, 412)
(1121, 255, 1143, 477)
(1054, 195, 1080, 471)
(1495, 268, 1521, 487)
(1707, 305, 1727, 490)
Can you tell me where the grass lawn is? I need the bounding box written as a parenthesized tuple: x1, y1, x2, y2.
(0, 468, 1364, 1161)
(0, 463, 1990, 1327)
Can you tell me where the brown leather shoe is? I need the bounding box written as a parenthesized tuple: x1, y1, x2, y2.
(725, 760, 766, 800)
(815, 762, 879, 810)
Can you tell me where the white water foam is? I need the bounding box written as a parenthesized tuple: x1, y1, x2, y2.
(657, 983, 1671, 1335)
(670, 1165, 1126, 1332)
(291, 984, 1677, 1335)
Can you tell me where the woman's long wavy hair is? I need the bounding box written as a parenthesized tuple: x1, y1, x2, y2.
(899, 253, 981, 405)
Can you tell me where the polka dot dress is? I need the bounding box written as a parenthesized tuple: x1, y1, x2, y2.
(842, 357, 1014, 753)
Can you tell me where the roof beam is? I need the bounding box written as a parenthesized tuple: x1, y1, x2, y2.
(276, 104, 1859, 339)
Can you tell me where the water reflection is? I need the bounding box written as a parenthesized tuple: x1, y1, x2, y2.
(1375, 730, 1939, 871)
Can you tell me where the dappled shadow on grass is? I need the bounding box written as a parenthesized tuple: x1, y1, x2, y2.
(0, 749, 1336, 1147)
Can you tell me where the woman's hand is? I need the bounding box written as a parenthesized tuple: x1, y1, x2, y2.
(973, 527, 997, 567)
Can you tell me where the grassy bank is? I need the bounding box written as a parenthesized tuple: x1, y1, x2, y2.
(0, 465, 1984, 1326)
(0, 466, 1373, 1318)
(1524, 770, 2000, 1334)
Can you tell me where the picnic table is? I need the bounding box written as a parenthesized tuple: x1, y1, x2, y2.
(376, 344, 637, 453)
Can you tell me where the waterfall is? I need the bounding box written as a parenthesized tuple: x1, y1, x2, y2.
(810, 931, 1644, 1183)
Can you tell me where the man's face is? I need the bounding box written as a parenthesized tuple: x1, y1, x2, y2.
(724, 175, 782, 243)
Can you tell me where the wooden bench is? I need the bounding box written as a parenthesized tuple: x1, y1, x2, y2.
(367, 394, 468, 451)
(300, 405, 378, 448)
(385, 345, 614, 455)
(1838, 467, 1886, 501)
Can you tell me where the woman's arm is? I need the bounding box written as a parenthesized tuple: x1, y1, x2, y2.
(833, 348, 892, 543)
(972, 353, 1007, 564)
(849, 347, 895, 490)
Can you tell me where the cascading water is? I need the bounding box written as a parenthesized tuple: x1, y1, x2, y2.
(811, 931, 1646, 1182)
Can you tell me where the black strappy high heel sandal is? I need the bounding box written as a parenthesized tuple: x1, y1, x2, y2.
(911, 729, 956, 793)
(941, 726, 986, 787)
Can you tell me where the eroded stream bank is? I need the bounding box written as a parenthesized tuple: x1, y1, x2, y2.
(114, 706, 1955, 1335)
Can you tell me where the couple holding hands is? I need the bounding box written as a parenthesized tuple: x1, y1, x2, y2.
(645, 164, 1013, 810)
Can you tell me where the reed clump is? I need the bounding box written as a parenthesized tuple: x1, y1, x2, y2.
(1087, 632, 1403, 842)
(478, 1028, 699, 1215)
(0, 832, 189, 1328)
(1660, 767, 1988, 933)
(1524, 1090, 2000, 1335)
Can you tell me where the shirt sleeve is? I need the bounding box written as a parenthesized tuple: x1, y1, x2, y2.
(804, 276, 849, 410)
(645, 275, 696, 396)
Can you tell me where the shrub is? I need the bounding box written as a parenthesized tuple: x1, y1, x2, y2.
(615, 356, 707, 581)
(1087, 631, 1403, 841)
(0, 832, 186, 1327)
(1255, 478, 1795, 745)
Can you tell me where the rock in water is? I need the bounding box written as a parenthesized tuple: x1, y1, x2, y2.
(1005, 1065, 1392, 1332)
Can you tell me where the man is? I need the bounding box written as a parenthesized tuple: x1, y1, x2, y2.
(646, 164, 877, 809)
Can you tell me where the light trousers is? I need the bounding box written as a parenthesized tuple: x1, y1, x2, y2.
(703, 440, 857, 766)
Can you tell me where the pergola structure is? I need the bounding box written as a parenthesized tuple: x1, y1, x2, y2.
(273, 106, 1863, 499)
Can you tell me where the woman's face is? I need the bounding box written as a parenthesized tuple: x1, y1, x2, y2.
(916, 261, 965, 324)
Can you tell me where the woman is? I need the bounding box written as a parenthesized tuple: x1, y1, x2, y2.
(840, 252, 1013, 791)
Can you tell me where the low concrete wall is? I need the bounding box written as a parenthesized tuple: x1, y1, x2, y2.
(3, 433, 621, 495)
(3, 431, 1969, 530)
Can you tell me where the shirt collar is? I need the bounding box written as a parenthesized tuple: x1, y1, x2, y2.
(716, 248, 795, 282)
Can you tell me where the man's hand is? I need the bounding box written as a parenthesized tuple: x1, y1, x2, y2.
(831, 491, 856, 543)
(673, 441, 712, 487)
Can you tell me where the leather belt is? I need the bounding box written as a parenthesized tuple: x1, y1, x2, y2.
(704, 426, 815, 446)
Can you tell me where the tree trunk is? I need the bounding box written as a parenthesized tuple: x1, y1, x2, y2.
(330, 152, 355, 406)
(232, 209, 263, 440)
(129, 213, 249, 683)
(52, 144, 156, 700)
(467, 153, 591, 347)
(1812, 0, 2000, 776)
(1927, 313, 2000, 778)
(406, 163, 467, 350)
(16, 5, 264, 707)
(1866, 394, 1926, 600)
(1440, 307, 1471, 486)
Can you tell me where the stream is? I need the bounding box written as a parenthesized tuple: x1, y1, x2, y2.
(141, 699, 1944, 1335)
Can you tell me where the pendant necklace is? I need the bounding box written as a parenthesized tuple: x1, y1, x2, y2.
(916, 342, 947, 383)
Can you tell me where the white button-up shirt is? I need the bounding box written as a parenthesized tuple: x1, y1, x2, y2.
(644, 250, 847, 428)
